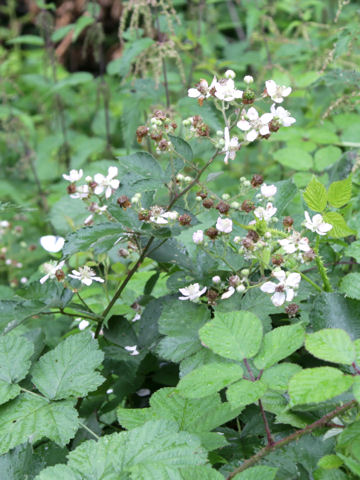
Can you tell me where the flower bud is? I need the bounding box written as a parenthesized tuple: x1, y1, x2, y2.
(176, 174, 184, 181)
(242, 89, 256, 105)
(236, 284, 246, 293)
(119, 248, 130, 258)
(225, 69, 236, 79)
(196, 191, 207, 199)
(212, 275, 221, 284)
(231, 201, 240, 209)
(222, 193, 230, 201)
(243, 180, 251, 187)
(229, 275, 241, 287)
(272, 254, 284, 266)
(244, 75, 254, 84)
(241, 269, 250, 277)
(241, 200, 255, 213)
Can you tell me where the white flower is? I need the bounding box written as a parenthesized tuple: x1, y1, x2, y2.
(20, 277, 28, 284)
(223, 127, 240, 164)
(125, 345, 140, 356)
(278, 232, 311, 254)
(84, 204, 108, 225)
(260, 184, 277, 198)
(179, 283, 207, 301)
(244, 75, 254, 84)
(40, 260, 65, 284)
(63, 169, 83, 182)
(188, 77, 217, 103)
(254, 202, 277, 222)
(0, 220, 10, 228)
(225, 69, 236, 79)
(216, 217, 233, 233)
(149, 206, 178, 225)
(270, 104, 296, 127)
(68, 266, 104, 286)
(212, 275, 221, 284)
(260, 270, 301, 306)
(40, 235, 65, 253)
(265, 80, 292, 103)
(94, 167, 120, 199)
(304, 212, 333, 236)
(215, 78, 243, 102)
(193, 230, 204, 244)
(221, 286, 235, 299)
(237, 107, 272, 142)
(70, 184, 90, 199)
(78, 320, 90, 330)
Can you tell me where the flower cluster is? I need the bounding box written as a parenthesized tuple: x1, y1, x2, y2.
(188, 71, 295, 164)
(40, 262, 104, 287)
(136, 109, 177, 153)
(178, 172, 333, 310)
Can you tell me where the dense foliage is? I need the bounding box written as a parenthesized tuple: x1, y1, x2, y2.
(1, 0, 360, 478)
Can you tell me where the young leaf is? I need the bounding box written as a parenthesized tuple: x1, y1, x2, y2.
(31, 332, 104, 400)
(328, 176, 352, 208)
(177, 362, 243, 399)
(0, 394, 78, 454)
(339, 273, 360, 301)
(0, 335, 34, 405)
(303, 177, 328, 212)
(254, 323, 305, 370)
(288, 367, 354, 406)
(199, 311, 263, 361)
(233, 466, 278, 479)
(226, 379, 267, 408)
(323, 212, 355, 238)
(305, 328, 355, 365)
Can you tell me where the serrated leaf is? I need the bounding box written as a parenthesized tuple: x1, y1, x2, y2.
(261, 363, 302, 392)
(226, 379, 267, 408)
(352, 377, 360, 404)
(314, 146, 342, 172)
(0, 394, 78, 454)
(169, 135, 193, 162)
(0, 335, 34, 404)
(328, 176, 352, 208)
(34, 465, 79, 480)
(273, 147, 313, 171)
(345, 241, 360, 262)
(305, 328, 355, 365)
(31, 332, 104, 400)
(177, 363, 243, 399)
(254, 323, 305, 370)
(339, 273, 360, 300)
(63, 223, 122, 257)
(233, 466, 278, 479)
(199, 311, 263, 361)
(303, 177, 328, 212)
(288, 367, 354, 406)
(118, 387, 241, 434)
(317, 454, 343, 469)
(37, 420, 211, 479)
(323, 212, 355, 238)
(117, 152, 165, 192)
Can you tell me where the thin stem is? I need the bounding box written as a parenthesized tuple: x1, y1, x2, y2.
(226, 400, 357, 479)
(76, 291, 94, 313)
(299, 272, 323, 292)
(20, 387, 49, 402)
(79, 421, 100, 440)
(243, 359, 274, 445)
(352, 362, 360, 375)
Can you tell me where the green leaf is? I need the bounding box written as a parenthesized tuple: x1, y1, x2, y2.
(226, 379, 267, 408)
(7, 35, 44, 46)
(345, 241, 360, 262)
(328, 176, 352, 208)
(177, 363, 243, 399)
(314, 146, 342, 172)
(37, 420, 212, 479)
(117, 387, 241, 436)
(288, 367, 354, 406)
(261, 363, 302, 392)
(352, 377, 360, 403)
(305, 328, 355, 365)
(323, 212, 355, 238)
(117, 152, 166, 195)
(169, 135, 193, 162)
(35, 465, 79, 480)
(199, 311, 263, 361)
(273, 147, 313, 171)
(317, 455, 343, 469)
(233, 466, 278, 479)
(63, 222, 123, 257)
(0, 394, 78, 454)
(0, 443, 48, 480)
(303, 177, 328, 212)
(339, 273, 360, 300)
(312, 293, 360, 339)
(107, 38, 154, 77)
(31, 332, 104, 400)
(254, 323, 305, 370)
(0, 335, 34, 404)
(337, 454, 360, 476)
